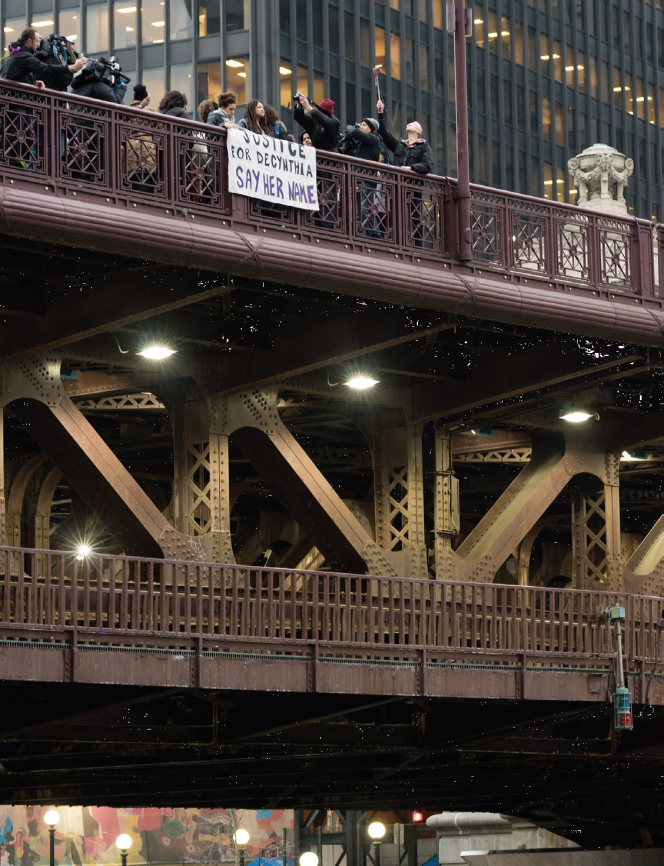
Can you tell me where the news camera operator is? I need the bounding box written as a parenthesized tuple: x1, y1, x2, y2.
(292, 91, 339, 151)
(1, 27, 85, 89)
(36, 32, 84, 92)
(71, 57, 128, 103)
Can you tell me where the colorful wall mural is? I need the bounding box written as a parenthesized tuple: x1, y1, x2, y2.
(0, 808, 294, 866)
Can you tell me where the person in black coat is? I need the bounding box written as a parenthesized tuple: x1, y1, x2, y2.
(376, 99, 434, 175)
(70, 62, 126, 103)
(293, 92, 340, 152)
(1, 27, 85, 88)
(349, 118, 381, 162)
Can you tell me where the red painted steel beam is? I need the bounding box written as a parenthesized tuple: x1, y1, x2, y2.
(1, 186, 661, 349)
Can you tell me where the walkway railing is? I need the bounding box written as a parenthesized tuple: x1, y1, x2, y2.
(0, 80, 660, 301)
(0, 546, 661, 667)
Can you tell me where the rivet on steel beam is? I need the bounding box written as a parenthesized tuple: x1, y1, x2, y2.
(45, 186, 48, 190)
(549, 283, 552, 287)
(345, 244, 349, 248)
(367, 248, 371, 252)
(478, 269, 481, 274)
(191, 215, 195, 218)
(263, 229, 267, 233)
(316, 239, 320, 242)
(293, 234, 296, 238)
(106, 197, 110, 201)
(72, 191, 76, 195)
(417, 258, 420, 262)
(9, 179, 13, 183)
(165, 209, 169, 214)
(132, 203, 136, 207)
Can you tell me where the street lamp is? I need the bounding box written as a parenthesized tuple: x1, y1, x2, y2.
(234, 829, 250, 866)
(299, 854, 319, 866)
(368, 823, 385, 866)
(44, 811, 60, 866)
(116, 834, 132, 866)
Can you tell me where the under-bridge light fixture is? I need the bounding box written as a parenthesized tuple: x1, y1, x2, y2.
(621, 450, 651, 461)
(300, 854, 319, 866)
(76, 544, 92, 560)
(44, 811, 60, 828)
(559, 402, 593, 423)
(346, 375, 379, 389)
(368, 823, 386, 840)
(138, 345, 176, 360)
(234, 830, 250, 846)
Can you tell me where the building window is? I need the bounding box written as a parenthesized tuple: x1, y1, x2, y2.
(58, 9, 78, 42)
(375, 26, 386, 69)
(297, 65, 308, 98)
(542, 97, 552, 140)
(297, 0, 307, 40)
(329, 6, 339, 53)
(198, 0, 220, 36)
(171, 0, 193, 40)
(405, 38, 414, 86)
(30, 14, 55, 31)
(114, 1, 137, 50)
(86, 4, 109, 54)
(515, 21, 523, 64)
(345, 12, 355, 61)
(313, 72, 324, 103)
(420, 44, 429, 91)
(170, 62, 193, 105)
(312, 0, 323, 46)
(226, 55, 249, 103)
(433, 0, 442, 29)
(226, 0, 249, 31)
(141, 0, 165, 44)
(501, 16, 510, 59)
(197, 59, 221, 105)
(279, 61, 292, 109)
(142, 65, 165, 108)
(3, 16, 26, 50)
(488, 11, 498, 52)
(280, 0, 291, 35)
(360, 20, 370, 66)
(390, 33, 401, 79)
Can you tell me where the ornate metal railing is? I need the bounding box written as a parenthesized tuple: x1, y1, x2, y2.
(0, 546, 661, 667)
(0, 80, 660, 298)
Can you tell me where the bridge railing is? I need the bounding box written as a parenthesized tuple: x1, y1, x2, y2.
(0, 546, 660, 665)
(0, 80, 657, 297)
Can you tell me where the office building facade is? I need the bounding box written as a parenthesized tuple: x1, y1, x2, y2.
(2, 0, 664, 218)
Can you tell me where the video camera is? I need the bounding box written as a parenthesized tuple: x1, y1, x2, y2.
(72, 56, 131, 89)
(337, 123, 360, 156)
(36, 32, 79, 67)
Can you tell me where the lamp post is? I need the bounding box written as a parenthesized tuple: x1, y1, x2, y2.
(235, 828, 250, 866)
(44, 810, 60, 866)
(299, 853, 319, 866)
(368, 822, 385, 866)
(116, 834, 133, 866)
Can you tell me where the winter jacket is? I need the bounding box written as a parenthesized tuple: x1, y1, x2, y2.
(71, 78, 126, 103)
(349, 126, 382, 162)
(377, 112, 434, 174)
(207, 106, 236, 126)
(269, 120, 289, 140)
(1, 42, 72, 87)
(293, 102, 340, 151)
(161, 106, 190, 118)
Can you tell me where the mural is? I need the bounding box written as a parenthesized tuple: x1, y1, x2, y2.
(0, 808, 294, 866)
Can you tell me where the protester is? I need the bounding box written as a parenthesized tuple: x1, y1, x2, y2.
(293, 91, 339, 151)
(70, 58, 126, 103)
(349, 117, 381, 162)
(301, 131, 312, 146)
(376, 99, 433, 174)
(264, 104, 289, 139)
(207, 91, 238, 128)
(131, 83, 151, 109)
(159, 90, 189, 117)
(198, 98, 218, 122)
(1, 27, 85, 88)
(238, 99, 269, 134)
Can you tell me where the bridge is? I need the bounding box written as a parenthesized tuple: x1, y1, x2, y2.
(2, 80, 664, 847)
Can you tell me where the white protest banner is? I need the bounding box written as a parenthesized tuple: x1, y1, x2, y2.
(227, 127, 319, 211)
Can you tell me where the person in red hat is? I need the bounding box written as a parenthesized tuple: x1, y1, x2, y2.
(293, 91, 340, 152)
